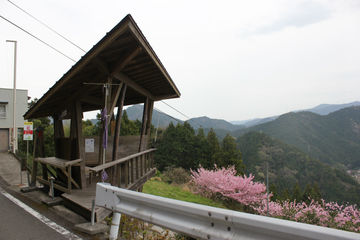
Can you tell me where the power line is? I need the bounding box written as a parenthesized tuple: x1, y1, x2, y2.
(0, 14, 76, 62)
(7, 0, 87, 53)
(3, 4, 200, 126)
(160, 100, 202, 128)
(154, 107, 182, 124)
(160, 100, 191, 120)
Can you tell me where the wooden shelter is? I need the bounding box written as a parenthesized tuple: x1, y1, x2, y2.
(23, 14, 180, 220)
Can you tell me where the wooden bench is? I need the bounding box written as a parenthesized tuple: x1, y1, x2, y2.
(34, 157, 83, 193)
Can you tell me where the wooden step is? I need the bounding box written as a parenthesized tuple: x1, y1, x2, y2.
(62, 183, 111, 222)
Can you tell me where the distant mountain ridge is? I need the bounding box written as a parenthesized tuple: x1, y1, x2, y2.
(231, 101, 360, 127)
(187, 116, 244, 131)
(303, 101, 360, 115)
(233, 106, 360, 169)
(125, 105, 183, 128)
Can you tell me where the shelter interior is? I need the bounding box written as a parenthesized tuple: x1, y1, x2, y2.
(23, 14, 180, 221)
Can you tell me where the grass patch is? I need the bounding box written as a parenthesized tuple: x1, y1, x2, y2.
(143, 178, 226, 209)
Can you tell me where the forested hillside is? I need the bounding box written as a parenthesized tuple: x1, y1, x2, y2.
(237, 132, 360, 205)
(233, 106, 360, 169)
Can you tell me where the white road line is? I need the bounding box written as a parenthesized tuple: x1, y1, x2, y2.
(0, 186, 83, 240)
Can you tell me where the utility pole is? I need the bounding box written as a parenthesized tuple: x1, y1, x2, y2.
(6, 40, 17, 153)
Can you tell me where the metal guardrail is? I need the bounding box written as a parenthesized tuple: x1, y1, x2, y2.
(95, 183, 360, 240)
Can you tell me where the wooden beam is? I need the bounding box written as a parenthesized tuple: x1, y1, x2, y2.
(110, 47, 142, 75)
(111, 84, 127, 185)
(107, 82, 123, 126)
(113, 72, 155, 100)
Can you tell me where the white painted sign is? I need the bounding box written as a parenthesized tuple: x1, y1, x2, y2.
(85, 138, 95, 153)
(23, 122, 33, 141)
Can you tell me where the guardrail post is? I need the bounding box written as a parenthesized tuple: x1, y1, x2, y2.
(91, 199, 95, 226)
(49, 176, 55, 199)
(109, 212, 121, 240)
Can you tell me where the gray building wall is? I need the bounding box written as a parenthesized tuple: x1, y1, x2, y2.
(0, 88, 28, 152)
(0, 88, 28, 128)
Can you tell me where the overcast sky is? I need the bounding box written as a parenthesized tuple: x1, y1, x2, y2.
(1, 0, 359, 122)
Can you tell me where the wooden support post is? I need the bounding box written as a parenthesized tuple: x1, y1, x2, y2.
(111, 84, 127, 185)
(125, 161, 129, 187)
(135, 156, 139, 180)
(69, 101, 86, 189)
(67, 165, 72, 193)
(53, 114, 64, 158)
(74, 101, 86, 189)
(139, 98, 154, 152)
(38, 128, 48, 187)
(30, 130, 38, 186)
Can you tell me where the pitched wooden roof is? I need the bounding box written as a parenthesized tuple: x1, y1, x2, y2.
(24, 14, 180, 119)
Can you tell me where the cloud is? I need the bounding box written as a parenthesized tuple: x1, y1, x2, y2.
(242, 1, 332, 36)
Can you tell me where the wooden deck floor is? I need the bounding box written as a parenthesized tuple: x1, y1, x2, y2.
(61, 168, 156, 222)
(62, 183, 111, 222)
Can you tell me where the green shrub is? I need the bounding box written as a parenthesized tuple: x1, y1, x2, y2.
(162, 167, 191, 184)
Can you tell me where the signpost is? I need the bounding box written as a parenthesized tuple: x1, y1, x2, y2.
(23, 122, 33, 184)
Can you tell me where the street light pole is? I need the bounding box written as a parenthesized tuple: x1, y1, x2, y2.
(6, 40, 17, 153)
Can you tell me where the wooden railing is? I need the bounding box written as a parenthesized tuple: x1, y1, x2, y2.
(88, 148, 156, 190)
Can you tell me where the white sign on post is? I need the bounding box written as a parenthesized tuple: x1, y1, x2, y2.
(85, 138, 95, 153)
(23, 122, 33, 141)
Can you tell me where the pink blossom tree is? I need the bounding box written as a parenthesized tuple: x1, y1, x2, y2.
(191, 166, 360, 232)
(191, 166, 267, 206)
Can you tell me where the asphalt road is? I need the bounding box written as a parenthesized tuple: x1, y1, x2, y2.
(0, 190, 73, 240)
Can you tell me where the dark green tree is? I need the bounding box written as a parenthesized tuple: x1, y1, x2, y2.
(206, 128, 221, 167)
(292, 182, 303, 202)
(216, 134, 245, 174)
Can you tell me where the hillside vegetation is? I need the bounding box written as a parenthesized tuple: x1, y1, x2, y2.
(233, 106, 360, 169)
(237, 132, 360, 205)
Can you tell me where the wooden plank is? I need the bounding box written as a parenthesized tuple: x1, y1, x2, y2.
(37, 177, 69, 194)
(34, 157, 82, 168)
(61, 167, 80, 190)
(127, 168, 156, 191)
(62, 186, 112, 222)
(88, 148, 156, 172)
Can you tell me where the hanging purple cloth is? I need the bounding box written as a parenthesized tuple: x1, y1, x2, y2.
(101, 169, 108, 182)
(101, 107, 108, 149)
